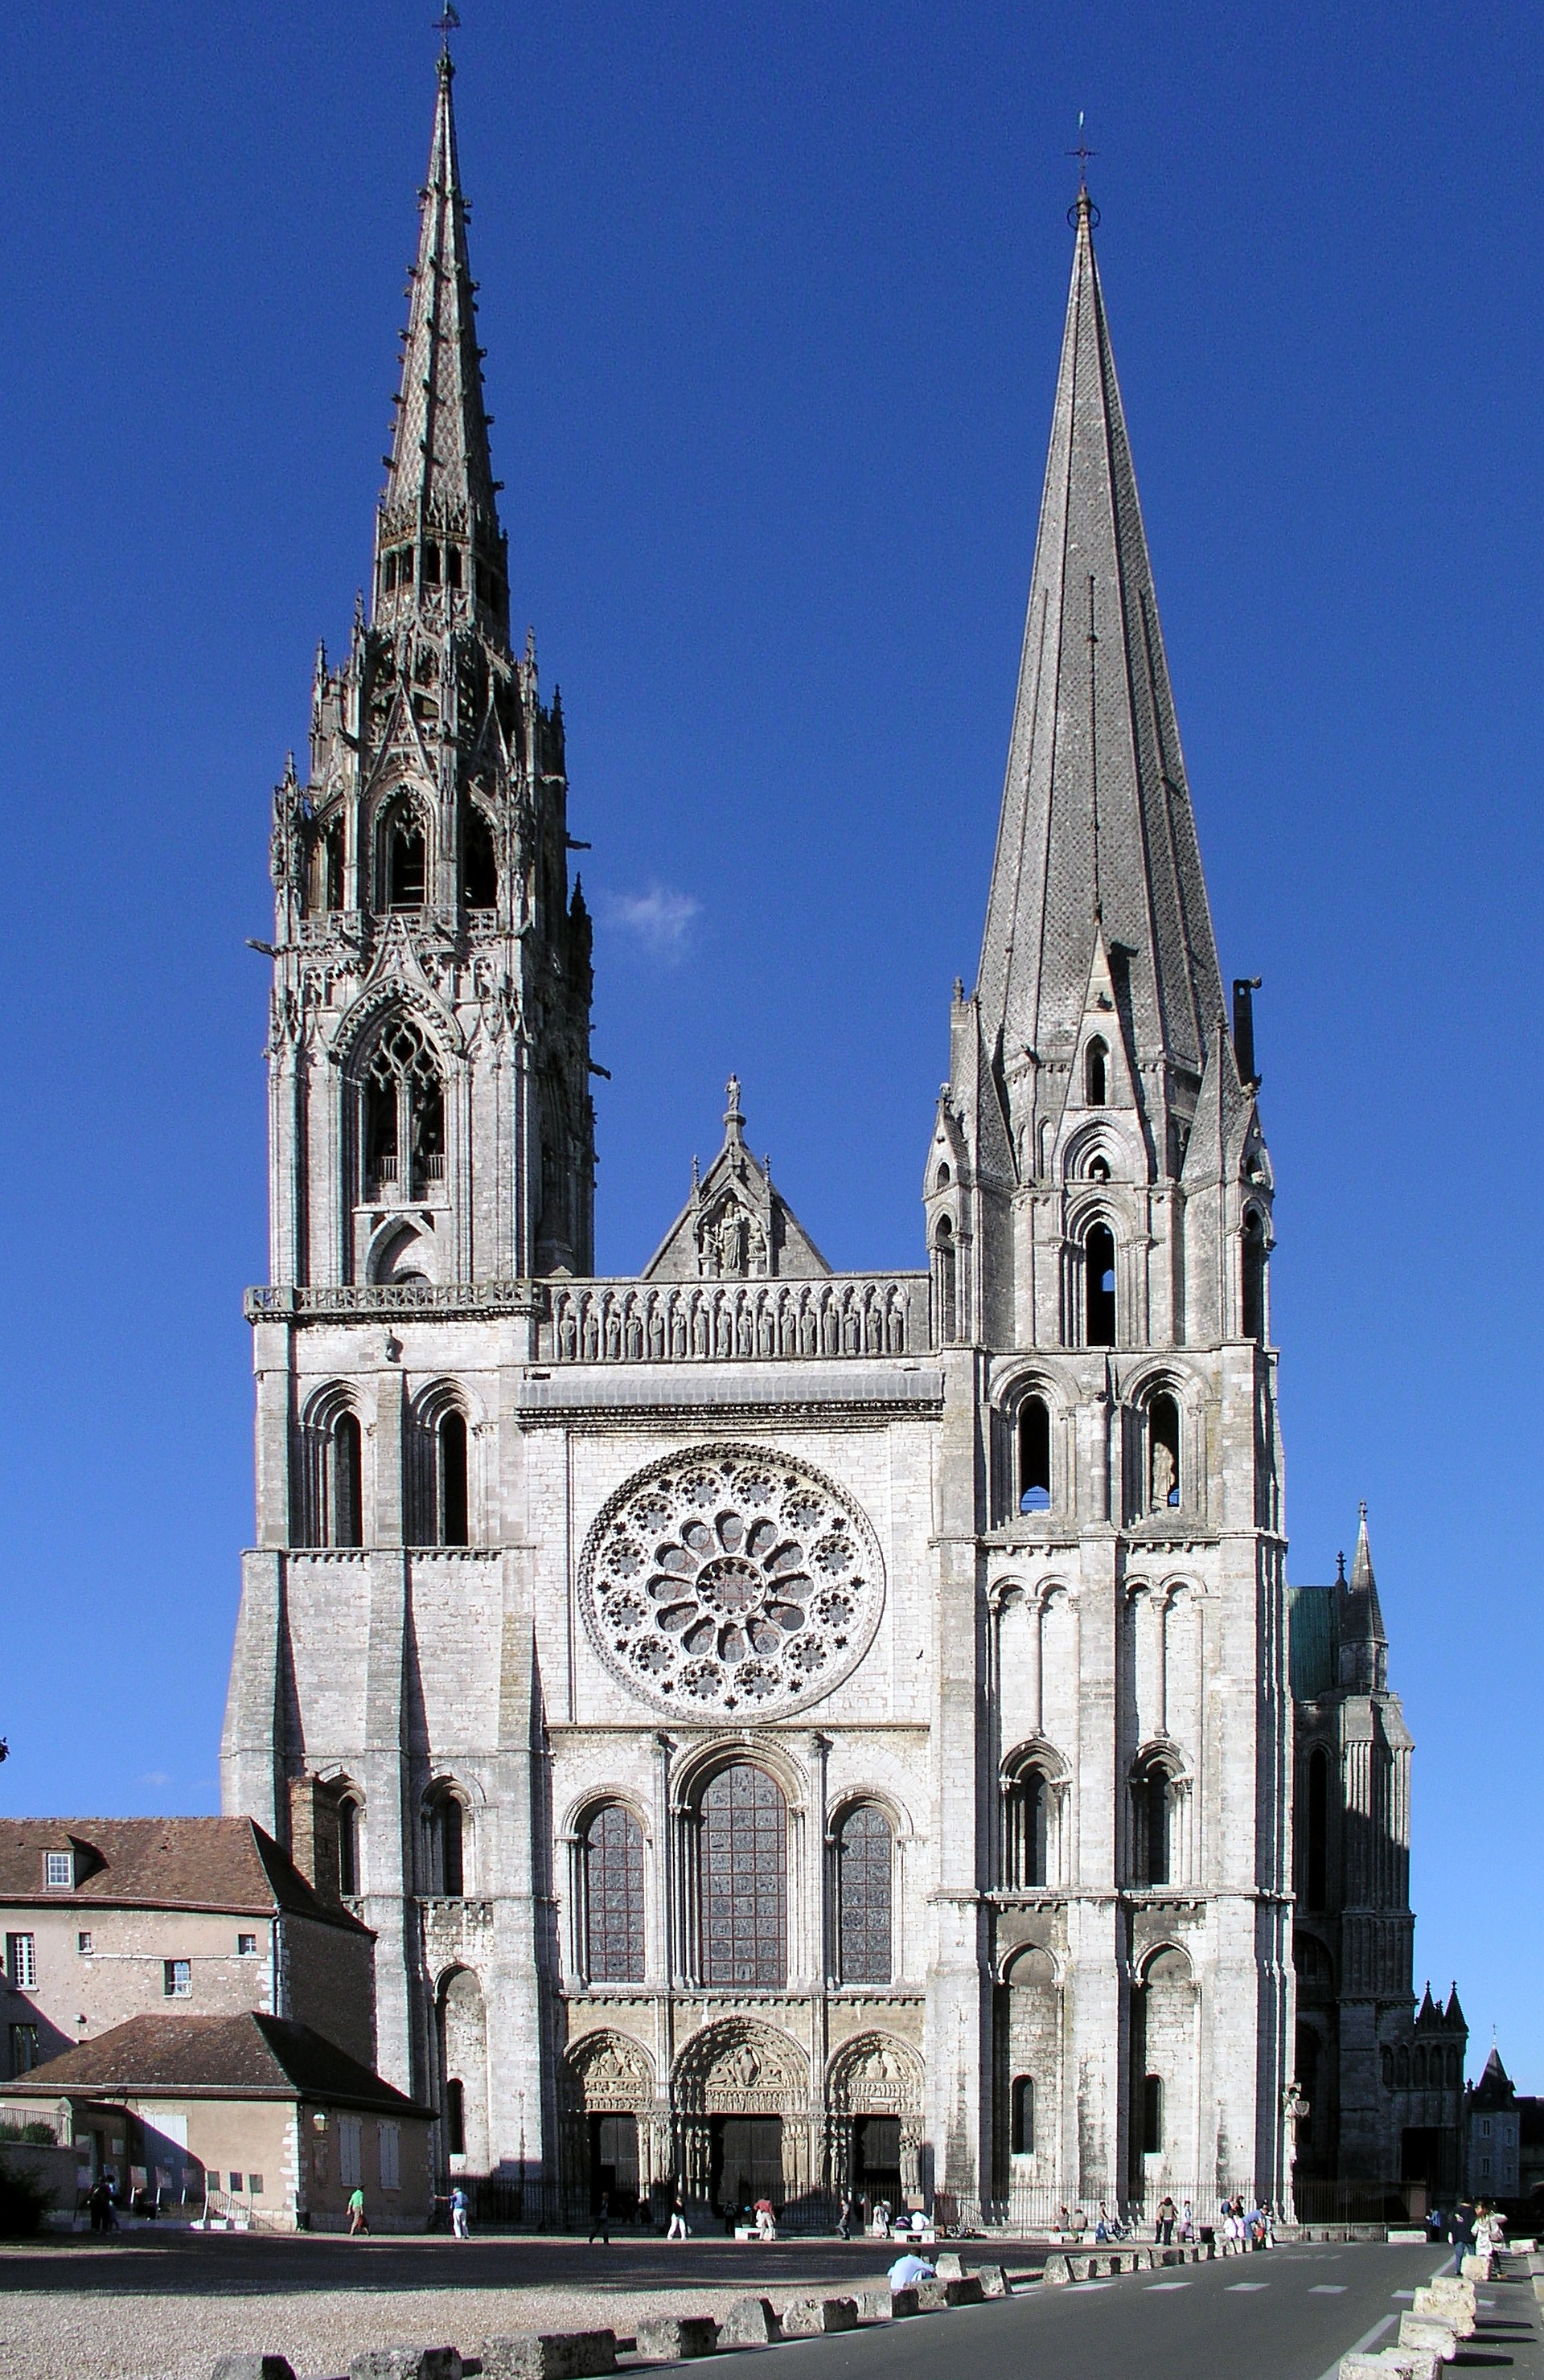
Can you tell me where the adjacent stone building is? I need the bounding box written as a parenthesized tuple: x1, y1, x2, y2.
(1287, 1516, 1466, 2212)
(220, 62, 1444, 2223)
(0, 1816, 375, 2082)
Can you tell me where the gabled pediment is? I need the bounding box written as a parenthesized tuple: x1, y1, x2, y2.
(643, 1077, 831, 1282)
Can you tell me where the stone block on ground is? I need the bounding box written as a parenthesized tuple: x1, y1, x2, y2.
(870, 2287, 920, 2320)
(1413, 2288, 1474, 2334)
(478, 2336, 618, 2380)
(1067, 2255, 1092, 2280)
(211, 2361, 298, 2380)
(934, 2252, 965, 2279)
(1339, 2351, 1440, 2380)
(1041, 2253, 1071, 2284)
(973, 2263, 1009, 2296)
(719, 2300, 779, 2348)
(634, 2319, 719, 2362)
(1398, 2314, 1459, 2362)
(1461, 2255, 1494, 2283)
(778, 2300, 857, 2338)
(1133, 2249, 1152, 2269)
(350, 2355, 462, 2380)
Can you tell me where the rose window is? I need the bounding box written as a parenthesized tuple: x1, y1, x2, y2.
(579, 1445, 885, 1717)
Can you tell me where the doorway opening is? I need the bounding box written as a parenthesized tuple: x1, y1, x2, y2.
(709, 2115, 782, 2217)
(853, 2114, 902, 2213)
(588, 2111, 639, 2219)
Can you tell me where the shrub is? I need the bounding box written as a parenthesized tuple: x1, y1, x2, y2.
(0, 2167, 45, 2237)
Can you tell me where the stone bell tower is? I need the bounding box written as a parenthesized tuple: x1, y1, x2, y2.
(264, 49, 593, 1299)
(922, 183, 1293, 2217)
(224, 53, 593, 2128)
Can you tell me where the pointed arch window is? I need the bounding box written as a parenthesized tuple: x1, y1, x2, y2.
(1242, 1208, 1267, 1340)
(338, 1795, 362, 1898)
(584, 1804, 645, 1984)
(1085, 1037, 1108, 1105)
(1130, 1752, 1181, 1887)
(1018, 1395, 1051, 1512)
(384, 807, 427, 909)
(836, 1804, 893, 1984)
(1084, 1222, 1116, 1347)
(1004, 1761, 1051, 1888)
(437, 1410, 469, 1546)
(1148, 1393, 1181, 1510)
(699, 1765, 786, 1988)
(1010, 2075, 1035, 2155)
(362, 1016, 446, 1200)
(463, 806, 498, 910)
(429, 1791, 465, 1899)
(326, 1412, 363, 1549)
(933, 1216, 958, 1345)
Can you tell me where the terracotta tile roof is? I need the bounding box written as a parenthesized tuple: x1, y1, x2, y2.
(0, 1818, 368, 1936)
(2, 2013, 431, 2118)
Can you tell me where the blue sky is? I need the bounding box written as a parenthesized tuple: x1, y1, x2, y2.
(1, 1, 1540, 2087)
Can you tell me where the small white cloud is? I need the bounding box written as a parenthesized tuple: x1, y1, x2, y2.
(139, 1771, 172, 1788)
(597, 881, 700, 963)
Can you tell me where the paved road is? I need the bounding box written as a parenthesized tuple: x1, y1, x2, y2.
(748, 2245, 1542, 2380)
(4, 2230, 1540, 2380)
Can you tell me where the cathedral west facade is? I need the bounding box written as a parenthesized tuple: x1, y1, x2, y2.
(222, 59, 1445, 2224)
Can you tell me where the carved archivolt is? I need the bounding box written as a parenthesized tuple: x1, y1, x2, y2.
(578, 1444, 885, 1721)
(826, 2031, 923, 2117)
(564, 2027, 655, 2113)
(672, 2020, 809, 2116)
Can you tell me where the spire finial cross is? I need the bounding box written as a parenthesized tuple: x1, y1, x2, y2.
(1067, 110, 1098, 191)
(434, 4, 461, 60)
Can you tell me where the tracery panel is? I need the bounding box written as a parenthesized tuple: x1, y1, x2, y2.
(585, 1804, 645, 1983)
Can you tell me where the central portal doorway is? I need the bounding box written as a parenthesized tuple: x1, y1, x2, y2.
(710, 2115, 783, 2215)
(853, 2115, 901, 2210)
(589, 2112, 639, 2218)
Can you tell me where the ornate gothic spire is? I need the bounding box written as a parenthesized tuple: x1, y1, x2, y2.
(374, 53, 507, 636)
(975, 190, 1226, 1094)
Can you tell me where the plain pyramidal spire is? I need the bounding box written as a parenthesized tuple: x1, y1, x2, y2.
(374, 52, 508, 634)
(975, 183, 1226, 1094)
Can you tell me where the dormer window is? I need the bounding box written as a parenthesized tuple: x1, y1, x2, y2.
(1085, 1037, 1108, 1105)
(44, 1852, 73, 1891)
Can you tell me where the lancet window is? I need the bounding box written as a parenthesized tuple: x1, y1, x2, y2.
(325, 1411, 362, 1548)
(1085, 1036, 1108, 1105)
(584, 1805, 645, 1984)
(1018, 1395, 1051, 1512)
(835, 1804, 893, 1984)
(699, 1765, 786, 1988)
(462, 806, 498, 910)
(361, 1016, 446, 1201)
(1084, 1222, 1116, 1346)
(1148, 1393, 1181, 1511)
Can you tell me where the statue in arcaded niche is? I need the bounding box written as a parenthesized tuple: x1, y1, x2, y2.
(1151, 1438, 1177, 1512)
(702, 1197, 748, 1278)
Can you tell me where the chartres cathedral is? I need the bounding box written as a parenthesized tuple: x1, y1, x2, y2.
(223, 59, 1463, 2223)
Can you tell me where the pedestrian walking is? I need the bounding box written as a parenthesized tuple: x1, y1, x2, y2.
(837, 2193, 853, 2241)
(348, 2185, 369, 2236)
(589, 2189, 611, 2245)
(666, 2187, 688, 2240)
(450, 2183, 470, 2240)
(1156, 2193, 1176, 2245)
(1447, 2197, 1476, 2279)
(1180, 2199, 1194, 2243)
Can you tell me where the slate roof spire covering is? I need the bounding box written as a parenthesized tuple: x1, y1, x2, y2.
(975, 189, 1226, 1098)
(375, 52, 505, 630)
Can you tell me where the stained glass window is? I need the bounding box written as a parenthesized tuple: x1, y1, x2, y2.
(700, 1765, 786, 1987)
(585, 1804, 645, 1982)
(836, 1804, 892, 1984)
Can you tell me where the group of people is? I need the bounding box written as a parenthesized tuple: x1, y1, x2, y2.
(1219, 2197, 1274, 2249)
(1444, 2198, 1507, 2275)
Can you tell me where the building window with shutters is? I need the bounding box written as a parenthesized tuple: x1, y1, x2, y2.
(6, 1935, 36, 1990)
(339, 2115, 362, 2189)
(379, 2121, 400, 2190)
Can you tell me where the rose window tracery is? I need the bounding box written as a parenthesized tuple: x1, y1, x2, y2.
(578, 1446, 885, 1718)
